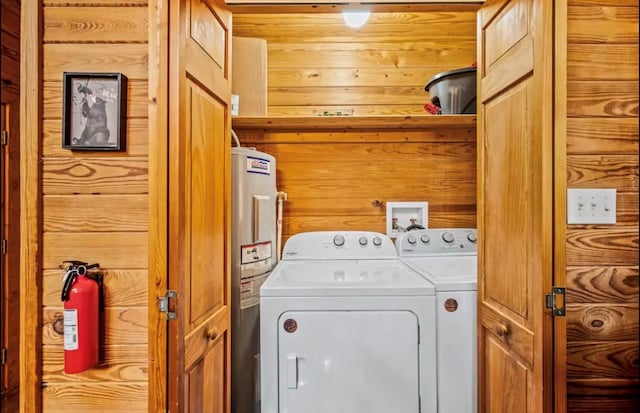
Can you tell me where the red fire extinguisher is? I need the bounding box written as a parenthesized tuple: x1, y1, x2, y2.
(60, 261, 102, 374)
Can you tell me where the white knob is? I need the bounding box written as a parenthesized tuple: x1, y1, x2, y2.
(359, 236, 368, 246)
(407, 235, 417, 245)
(442, 232, 455, 243)
(333, 235, 345, 246)
(420, 234, 431, 244)
(467, 232, 477, 243)
(372, 236, 382, 246)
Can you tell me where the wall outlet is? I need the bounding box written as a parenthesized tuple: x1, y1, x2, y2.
(386, 202, 428, 237)
(567, 188, 616, 224)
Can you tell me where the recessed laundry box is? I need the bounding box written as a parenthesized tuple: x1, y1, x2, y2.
(424, 67, 477, 115)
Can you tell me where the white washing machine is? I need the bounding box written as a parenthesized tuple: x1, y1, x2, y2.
(260, 231, 437, 413)
(395, 228, 478, 413)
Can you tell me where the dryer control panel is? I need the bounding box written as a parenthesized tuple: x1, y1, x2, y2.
(396, 228, 477, 256)
(282, 231, 397, 260)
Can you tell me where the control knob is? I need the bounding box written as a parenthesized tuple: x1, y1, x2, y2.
(420, 234, 431, 244)
(467, 232, 477, 243)
(333, 234, 345, 247)
(372, 236, 382, 246)
(442, 231, 455, 243)
(407, 235, 417, 245)
(359, 236, 368, 246)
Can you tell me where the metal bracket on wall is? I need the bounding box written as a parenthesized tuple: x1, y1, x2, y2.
(545, 287, 566, 317)
(159, 290, 178, 320)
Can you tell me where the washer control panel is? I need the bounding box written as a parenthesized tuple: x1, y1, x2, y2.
(396, 228, 477, 256)
(283, 231, 397, 260)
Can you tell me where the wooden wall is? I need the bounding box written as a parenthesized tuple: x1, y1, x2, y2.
(236, 121, 477, 242)
(233, 10, 477, 116)
(564, 0, 639, 411)
(1, 0, 21, 410)
(39, 1, 149, 411)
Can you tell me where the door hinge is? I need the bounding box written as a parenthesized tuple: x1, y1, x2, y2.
(159, 290, 177, 320)
(1, 239, 6, 255)
(1, 347, 6, 365)
(545, 287, 566, 316)
(1, 130, 8, 145)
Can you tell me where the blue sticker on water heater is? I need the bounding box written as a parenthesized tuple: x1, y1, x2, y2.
(246, 156, 271, 175)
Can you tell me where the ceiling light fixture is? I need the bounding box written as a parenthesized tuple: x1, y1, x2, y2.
(342, 9, 370, 29)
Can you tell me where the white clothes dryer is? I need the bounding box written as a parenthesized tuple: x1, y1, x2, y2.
(260, 231, 437, 413)
(395, 228, 478, 413)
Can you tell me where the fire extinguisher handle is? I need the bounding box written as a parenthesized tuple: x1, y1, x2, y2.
(61, 269, 79, 302)
(77, 262, 100, 275)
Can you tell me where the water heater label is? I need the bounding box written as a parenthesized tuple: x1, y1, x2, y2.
(246, 156, 271, 175)
(241, 241, 273, 278)
(240, 272, 269, 309)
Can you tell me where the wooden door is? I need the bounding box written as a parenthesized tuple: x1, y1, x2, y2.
(167, 0, 232, 411)
(477, 0, 555, 412)
(1, 101, 20, 413)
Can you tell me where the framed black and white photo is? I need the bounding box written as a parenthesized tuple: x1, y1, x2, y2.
(62, 72, 127, 151)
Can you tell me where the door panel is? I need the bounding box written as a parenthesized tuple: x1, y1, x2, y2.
(187, 81, 226, 325)
(168, 0, 232, 412)
(477, 0, 553, 412)
(485, 335, 528, 412)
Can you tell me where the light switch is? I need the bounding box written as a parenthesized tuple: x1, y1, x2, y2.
(567, 188, 616, 224)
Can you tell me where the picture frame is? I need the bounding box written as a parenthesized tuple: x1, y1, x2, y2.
(62, 72, 127, 151)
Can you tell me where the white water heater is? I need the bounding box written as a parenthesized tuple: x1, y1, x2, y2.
(231, 147, 277, 413)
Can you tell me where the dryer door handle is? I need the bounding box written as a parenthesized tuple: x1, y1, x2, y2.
(286, 354, 298, 389)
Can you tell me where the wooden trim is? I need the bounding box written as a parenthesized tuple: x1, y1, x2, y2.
(232, 115, 477, 130)
(537, 0, 556, 411)
(148, 0, 170, 411)
(20, 1, 42, 412)
(228, 3, 482, 13)
(553, 0, 568, 412)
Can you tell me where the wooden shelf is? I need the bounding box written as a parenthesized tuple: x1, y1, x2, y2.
(232, 115, 476, 131)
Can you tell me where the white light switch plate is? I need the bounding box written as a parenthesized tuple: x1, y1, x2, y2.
(567, 188, 616, 224)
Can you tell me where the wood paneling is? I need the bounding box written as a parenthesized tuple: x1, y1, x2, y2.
(43, 194, 148, 232)
(42, 232, 148, 269)
(43, 43, 149, 81)
(567, 118, 639, 154)
(38, 2, 150, 410)
(42, 383, 147, 413)
(42, 269, 148, 307)
(566, 266, 639, 304)
(1, 0, 20, 102)
(568, 6, 639, 44)
(566, 304, 638, 341)
(567, 155, 638, 191)
(42, 158, 148, 195)
(43, 308, 148, 345)
(233, 10, 476, 115)
(236, 123, 476, 240)
(567, 81, 638, 117)
(42, 344, 148, 382)
(564, 3, 640, 410)
(43, 118, 149, 157)
(567, 44, 639, 81)
(43, 6, 148, 43)
(567, 341, 638, 379)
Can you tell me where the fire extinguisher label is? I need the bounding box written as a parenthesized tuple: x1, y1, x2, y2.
(63, 309, 79, 351)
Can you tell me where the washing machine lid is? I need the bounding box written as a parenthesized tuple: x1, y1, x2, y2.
(261, 259, 435, 297)
(401, 256, 477, 291)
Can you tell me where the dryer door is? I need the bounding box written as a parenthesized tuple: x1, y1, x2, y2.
(278, 310, 420, 413)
